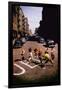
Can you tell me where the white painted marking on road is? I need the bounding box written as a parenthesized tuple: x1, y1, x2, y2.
(19, 61, 38, 69)
(13, 63, 25, 76)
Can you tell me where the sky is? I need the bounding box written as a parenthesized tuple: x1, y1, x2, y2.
(21, 6, 43, 34)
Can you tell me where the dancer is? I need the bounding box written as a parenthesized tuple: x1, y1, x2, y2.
(34, 48, 38, 59)
(28, 48, 33, 63)
(51, 48, 55, 60)
(43, 51, 53, 65)
(21, 49, 25, 61)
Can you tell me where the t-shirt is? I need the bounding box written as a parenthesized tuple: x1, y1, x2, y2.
(44, 53, 50, 60)
(29, 52, 33, 59)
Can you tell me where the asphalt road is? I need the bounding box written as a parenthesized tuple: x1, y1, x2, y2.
(13, 41, 58, 82)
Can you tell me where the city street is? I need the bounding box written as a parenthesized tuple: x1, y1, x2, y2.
(13, 41, 58, 81)
(8, 3, 60, 87)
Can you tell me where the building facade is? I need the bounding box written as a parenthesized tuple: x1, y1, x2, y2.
(12, 6, 30, 39)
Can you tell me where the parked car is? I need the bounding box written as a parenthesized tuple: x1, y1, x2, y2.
(27, 35, 45, 44)
(45, 39, 55, 48)
(38, 37, 45, 43)
(27, 35, 36, 41)
(21, 37, 27, 44)
(13, 39, 23, 48)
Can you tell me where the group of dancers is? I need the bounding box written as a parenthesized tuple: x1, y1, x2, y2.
(20, 47, 55, 67)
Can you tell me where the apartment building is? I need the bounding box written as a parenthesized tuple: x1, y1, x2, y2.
(12, 6, 30, 39)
